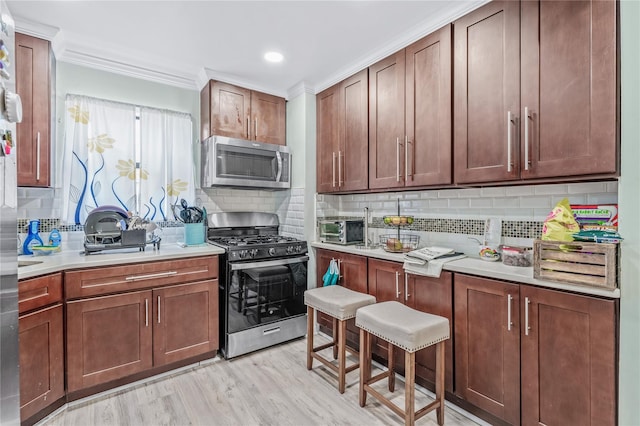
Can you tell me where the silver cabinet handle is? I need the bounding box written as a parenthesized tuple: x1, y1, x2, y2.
(524, 107, 530, 171)
(254, 117, 258, 140)
(36, 131, 41, 181)
(332, 152, 337, 188)
(525, 297, 531, 336)
(507, 111, 513, 172)
(395, 271, 400, 299)
(145, 298, 149, 327)
(157, 295, 161, 324)
(405, 136, 412, 181)
(246, 117, 250, 139)
(507, 294, 513, 331)
(404, 273, 409, 301)
(338, 151, 343, 187)
(337, 259, 342, 281)
(396, 137, 401, 182)
(125, 271, 177, 281)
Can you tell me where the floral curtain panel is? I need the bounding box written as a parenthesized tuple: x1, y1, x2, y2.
(139, 107, 194, 221)
(62, 95, 195, 224)
(62, 95, 136, 224)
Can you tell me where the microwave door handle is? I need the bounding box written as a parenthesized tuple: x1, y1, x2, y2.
(275, 151, 283, 182)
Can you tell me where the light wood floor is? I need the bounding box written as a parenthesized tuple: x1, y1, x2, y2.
(40, 335, 487, 426)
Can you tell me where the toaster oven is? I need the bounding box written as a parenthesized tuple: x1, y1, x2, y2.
(318, 219, 364, 245)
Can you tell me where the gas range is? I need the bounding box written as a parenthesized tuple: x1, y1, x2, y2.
(208, 234, 307, 261)
(206, 212, 309, 359)
(206, 212, 308, 261)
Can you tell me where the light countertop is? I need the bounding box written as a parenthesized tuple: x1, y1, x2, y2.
(18, 243, 225, 280)
(311, 242, 621, 299)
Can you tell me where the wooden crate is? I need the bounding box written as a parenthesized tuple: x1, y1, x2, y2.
(533, 239, 618, 289)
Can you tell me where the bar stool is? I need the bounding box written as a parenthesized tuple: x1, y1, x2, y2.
(304, 285, 376, 393)
(356, 301, 449, 426)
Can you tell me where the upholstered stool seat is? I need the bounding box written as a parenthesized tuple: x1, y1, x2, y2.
(304, 286, 376, 393)
(356, 301, 450, 426)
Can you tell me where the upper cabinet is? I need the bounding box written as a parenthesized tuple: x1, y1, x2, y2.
(316, 69, 368, 193)
(369, 24, 452, 190)
(16, 33, 52, 187)
(454, 0, 618, 184)
(200, 80, 286, 145)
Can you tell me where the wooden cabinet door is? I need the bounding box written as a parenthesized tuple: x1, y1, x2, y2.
(316, 84, 341, 193)
(454, 274, 520, 425)
(19, 304, 64, 421)
(369, 51, 406, 189)
(16, 33, 50, 187)
(406, 24, 452, 187)
(153, 280, 219, 366)
(406, 272, 454, 393)
(520, 0, 617, 179)
(453, 1, 520, 184)
(314, 249, 367, 346)
(520, 286, 616, 426)
(367, 258, 404, 360)
(251, 90, 286, 145)
(66, 291, 153, 392)
(336, 252, 368, 347)
(339, 69, 369, 192)
(209, 81, 252, 140)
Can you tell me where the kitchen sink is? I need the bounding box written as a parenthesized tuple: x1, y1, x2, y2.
(18, 260, 43, 268)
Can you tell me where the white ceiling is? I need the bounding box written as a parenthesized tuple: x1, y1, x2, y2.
(7, 1, 486, 98)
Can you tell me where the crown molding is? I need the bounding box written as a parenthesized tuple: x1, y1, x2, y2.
(287, 81, 314, 100)
(60, 49, 199, 90)
(14, 17, 58, 40)
(313, 0, 490, 94)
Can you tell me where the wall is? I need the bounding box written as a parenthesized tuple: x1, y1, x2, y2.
(618, 0, 640, 422)
(317, 181, 618, 255)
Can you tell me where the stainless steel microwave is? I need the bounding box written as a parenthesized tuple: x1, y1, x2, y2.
(318, 219, 364, 245)
(201, 135, 291, 190)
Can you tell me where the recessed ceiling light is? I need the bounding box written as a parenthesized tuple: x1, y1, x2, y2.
(264, 51, 284, 63)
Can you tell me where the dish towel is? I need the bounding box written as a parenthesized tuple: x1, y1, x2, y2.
(403, 253, 466, 278)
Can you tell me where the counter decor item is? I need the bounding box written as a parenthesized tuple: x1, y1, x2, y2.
(501, 245, 532, 267)
(381, 198, 418, 253)
(533, 239, 618, 289)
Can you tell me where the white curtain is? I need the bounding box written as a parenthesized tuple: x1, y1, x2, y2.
(139, 107, 194, 221)
(62, 95, 136, 224)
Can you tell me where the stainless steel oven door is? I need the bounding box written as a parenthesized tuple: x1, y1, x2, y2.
(227, 256, 308, 334)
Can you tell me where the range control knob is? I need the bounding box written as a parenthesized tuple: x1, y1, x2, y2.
(286, 245, 294, 254)
(296, 245, 304, 253)
(238, 250, 248, 259)
(249, 249, 258, 258)
(268, 247, 277, 256)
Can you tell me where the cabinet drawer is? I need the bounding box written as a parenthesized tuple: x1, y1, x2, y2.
(65, 256, 218, 299)
(19, 273, 63, 314)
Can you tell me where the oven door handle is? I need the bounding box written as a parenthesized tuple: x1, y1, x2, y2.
(230, 255, 309, 270)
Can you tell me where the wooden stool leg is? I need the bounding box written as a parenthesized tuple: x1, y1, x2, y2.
(436, 341, 445, 425)
(332, 317, 339, 359)
(359, 328, 369, 407)
(306, 306, 314, 370)
(338, 319, 347, 393)
(388, 341, 395, 392)
(405, 351, 416, 426)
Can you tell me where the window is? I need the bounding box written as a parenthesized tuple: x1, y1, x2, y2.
(62, 94, 195, 224)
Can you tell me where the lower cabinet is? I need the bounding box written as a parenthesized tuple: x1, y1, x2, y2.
(66, 280, 218, 393)
(314, 248, 367, 347)
(454, 274, 617, 426)
(367, 258, 454, 393)
(19, 303, 64, 421)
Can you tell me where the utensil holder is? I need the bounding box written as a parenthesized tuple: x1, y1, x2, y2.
(184, 223, 205, 246)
